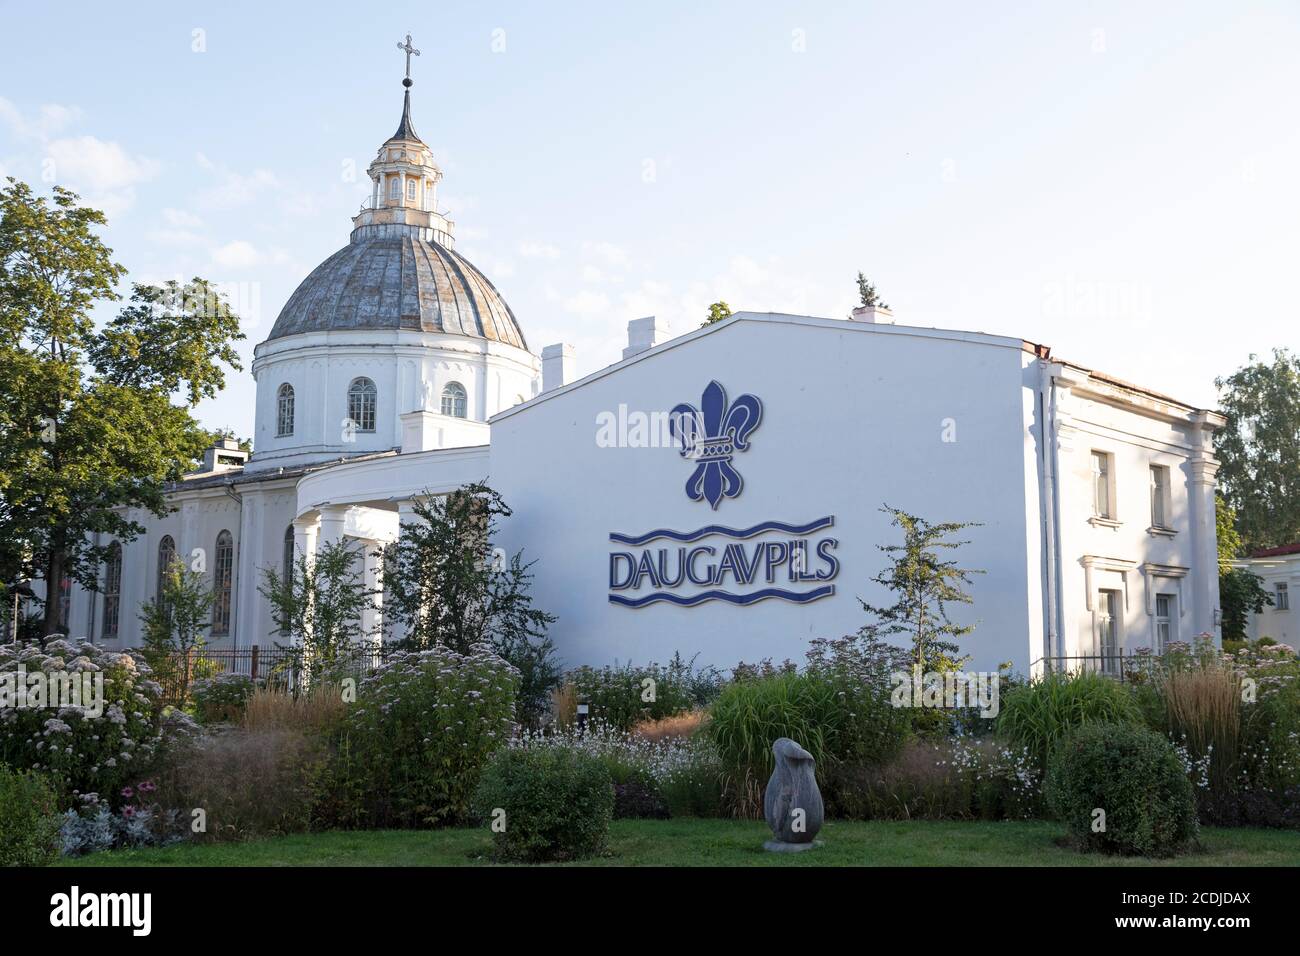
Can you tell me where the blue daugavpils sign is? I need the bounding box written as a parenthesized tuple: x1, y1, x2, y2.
(608, 381, 841, 608)
(608, 517, 840, 607)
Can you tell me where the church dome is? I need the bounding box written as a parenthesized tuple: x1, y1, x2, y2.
(266, 233, 526, 349)
(266, 57, 527, 351)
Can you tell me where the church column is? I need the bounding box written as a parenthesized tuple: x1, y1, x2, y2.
(234, 491, 266, 650)
(318, 505, 349, 550)
(358, 538, 384, 645)
(292, 514, 319, 566)
(388, 498, 425, 643)
(1189, 411, 1224, 642)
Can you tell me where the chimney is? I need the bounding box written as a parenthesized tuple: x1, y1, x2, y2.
(202, 438, 249, 472)
(541, 343, 575, 392)
(623, 315, 670, 360)
(850, 305, 895, 325)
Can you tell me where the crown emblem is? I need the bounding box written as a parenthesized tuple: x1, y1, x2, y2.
(669, 380, 763, 509)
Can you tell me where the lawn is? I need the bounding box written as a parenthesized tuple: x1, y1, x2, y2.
(59, 819, 1300, 867)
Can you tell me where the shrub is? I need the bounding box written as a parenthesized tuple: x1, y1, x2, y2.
(0, 640, 166, 804)
(241, 683, 348, 735)
(192, 673, 257, 724)
(1046, 723, 1198, 857)
(0, 767, 61, 866)
(825, 738, 1040, 821)
(1159, 664, 1240, 811)
(323, 644, 518, 828)
(59, 781, 186, 856)
(707, 662, 908, 815)
(472, 747, 614, 862)
(996, 671, 1140, 774)
(631, 709, 707, 743)
(563, 658, 700, 732)
(154, 728, 328, 842)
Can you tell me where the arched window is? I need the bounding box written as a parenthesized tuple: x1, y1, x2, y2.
(101, 542, 122, 640)
(281, 525, 295, 636)
(348, 377, 377, 433)
(441, 382, 467, 418)
(406, 179, 417, 201)
(389, 177, 399, 200)
(276, 383, 295, 437)
(212, 530, 234, 637)
(424, 180, 434, 211)
(157, 535, 176, 598)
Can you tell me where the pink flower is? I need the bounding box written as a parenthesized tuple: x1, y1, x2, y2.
(121, 805, 136, 819)
(120, 786, 134, 799)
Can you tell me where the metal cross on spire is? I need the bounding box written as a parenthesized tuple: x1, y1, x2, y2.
(396, 33, 421, 83)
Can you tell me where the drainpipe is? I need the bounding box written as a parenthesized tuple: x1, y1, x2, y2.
(1038, 359, 1061, 667)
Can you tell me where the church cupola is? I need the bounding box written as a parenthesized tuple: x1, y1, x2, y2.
(351, 34, 455, 247)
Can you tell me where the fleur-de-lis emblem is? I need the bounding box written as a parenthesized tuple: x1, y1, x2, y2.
(669, 380, 763, 509)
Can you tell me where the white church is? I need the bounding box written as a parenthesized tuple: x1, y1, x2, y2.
(54, 58, 1228, 676)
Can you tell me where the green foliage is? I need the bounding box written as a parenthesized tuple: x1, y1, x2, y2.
(1046, 723, 1198, 856)
(472, 746, 614, 862)
(701, 300, 733, 327)
(0, 766, 61, 866)
(0, 179, 244, 632)
(1219, 566, 1274, 642)
(1214, 348, 1300, 551)
(564, 655, 719, 731)
(381, 482, 559, 727)
(855, 271, 888, 309)
(861, 505, 984, 671)
(996, 671, 1141, 774)
(706, 660, 907, 800)
(191, 673, 257, 724)
(1215, 495, 1242, 573)
(323, 644, 518, 829)
(0, 639, 166, 802)
(260, 539, 374, 684)
(139, 563, 213, 702)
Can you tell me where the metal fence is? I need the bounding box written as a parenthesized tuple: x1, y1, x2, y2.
(1031, 652, 1159, 681)
(156, 643, 392, 706)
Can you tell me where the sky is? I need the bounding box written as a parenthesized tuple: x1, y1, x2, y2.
(1, 0, 1297, 439)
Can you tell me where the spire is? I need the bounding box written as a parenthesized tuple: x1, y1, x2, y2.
(392, 89, 420, 142)
(391, 33, 422, 143)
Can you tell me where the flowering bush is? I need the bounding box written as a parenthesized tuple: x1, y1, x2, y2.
(561, 653, 721, 732)
(191, 673, 258, 724)
(0, 766, 62, 866)
(825, 737, 1040, 821)
(322, 644, 518, 828)
(59, 779, 186, 856)
(512, 720, 725, 817)
(0, 640, 165, 804)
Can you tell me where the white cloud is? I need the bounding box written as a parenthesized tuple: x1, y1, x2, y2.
(43, 135, 159, 216)
(0, 97, 83, 139)
(162, 207, 204, 229)
(518, 240, 561, 260)
(193, 152, 279, 210)
(211, 240, 262, 269)
(563, 289, 612, 317)
(581, 240, 629, 267)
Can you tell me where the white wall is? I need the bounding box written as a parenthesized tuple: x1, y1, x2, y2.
(489, 314, 1040, 673)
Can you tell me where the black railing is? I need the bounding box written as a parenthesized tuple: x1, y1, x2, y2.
(1030, 652, 1159, 681)
(154, 643, 392, 706)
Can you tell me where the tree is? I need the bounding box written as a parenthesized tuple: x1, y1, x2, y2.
(382, 482, 559, 724)
(1215, 494, 1271, 642)
(1215, 494, 1243, 574)
(855, 271, 889, 310)
(701, 301, 733, 327)
(138, 562, 213, 703)
(259, 539, 374, 683)
(860, 505, 983, 672)
(0, 178, 245, 634)
(1214, 348, 1300, 551)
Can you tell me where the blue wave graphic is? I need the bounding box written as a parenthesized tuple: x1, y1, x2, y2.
(609, 516, 834, 546)
(608, 585, 835, 608)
